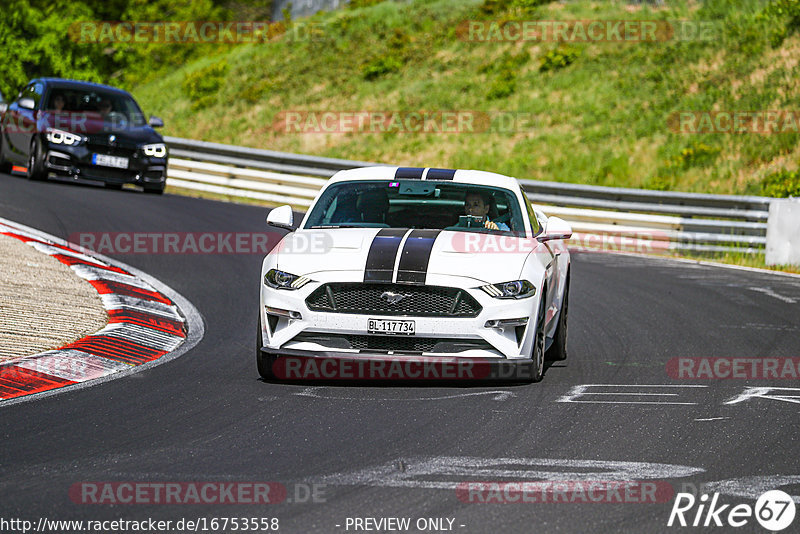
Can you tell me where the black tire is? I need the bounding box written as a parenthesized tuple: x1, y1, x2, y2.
(546, 273, 570, 362)
(0, 133, 12, 174)
(256, 315, 276, 380)
(528, 293, 546, 383)
(26, 139, 46, 181)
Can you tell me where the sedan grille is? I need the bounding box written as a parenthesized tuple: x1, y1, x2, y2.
(305, 283, 482, 317)
(291, 333, 492, 354)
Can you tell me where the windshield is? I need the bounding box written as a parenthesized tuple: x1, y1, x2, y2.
(304, 180, 526, 235)
(44, 88, 147, 127)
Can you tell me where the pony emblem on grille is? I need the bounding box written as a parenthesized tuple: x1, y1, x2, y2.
(380, 291, 410, 305)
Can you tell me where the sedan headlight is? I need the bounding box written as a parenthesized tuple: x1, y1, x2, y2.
(480, 280, 536, 299)
(264, 269, 311, 290)
(46, 128, 85, 146)
(142, 143, 167, 158)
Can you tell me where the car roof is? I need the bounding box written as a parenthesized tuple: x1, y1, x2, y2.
(30, 78, 130, 95)
(328, 166, 522, 190)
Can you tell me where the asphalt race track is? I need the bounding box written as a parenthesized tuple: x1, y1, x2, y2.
(1, 173, 799, 533)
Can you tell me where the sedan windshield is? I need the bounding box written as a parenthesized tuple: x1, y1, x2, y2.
(44, 88, 147, 127)
(304, 180, 525, 235)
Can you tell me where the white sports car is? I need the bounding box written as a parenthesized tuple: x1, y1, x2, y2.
(258, 166, 572, 382)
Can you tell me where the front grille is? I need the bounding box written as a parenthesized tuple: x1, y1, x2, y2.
(78, 165, 137, 182)
(291, 333, 492, 354)
(306, 283, 482, 317)
(348, 335, 438, 352)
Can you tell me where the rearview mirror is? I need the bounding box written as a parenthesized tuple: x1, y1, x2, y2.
(18, 97, 35, 110)
(149, 116, 164, 128)
(538, 216, 572, 243)
(0, 102, 7, 114)
(267, 205, 294, 231)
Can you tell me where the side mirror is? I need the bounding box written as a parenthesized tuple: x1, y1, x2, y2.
(18, 97, 35, 110)
(266, 205, 295, 231)
(538, 216, 573, 243)
(0, 102, 7, 114)
(149, 116, 164, 128)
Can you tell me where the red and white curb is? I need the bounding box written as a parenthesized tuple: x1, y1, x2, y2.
(0, 217, 203, 405)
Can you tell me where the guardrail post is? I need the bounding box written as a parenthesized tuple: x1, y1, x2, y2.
(765, 198, 800, 266)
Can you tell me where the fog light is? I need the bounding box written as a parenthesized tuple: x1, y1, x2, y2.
(485, 317, 529, 328)
(265, 306, 302, 320)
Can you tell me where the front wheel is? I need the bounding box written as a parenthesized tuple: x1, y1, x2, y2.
(528, 294, 546, 383)
(26, 139, 46, 181)
(0, 133, 12, 173)
(256, 315, 276, 380)
(546, 274, 569, 362)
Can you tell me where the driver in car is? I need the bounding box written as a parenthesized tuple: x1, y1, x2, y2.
(464, 191, 509, 231)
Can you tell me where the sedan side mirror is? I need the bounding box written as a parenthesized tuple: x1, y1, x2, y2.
(149, 116, 164, 128)
(266, 205, 295, 231)
(18, 97, 35, 110)
(0, 102, 7, 114)
(538, 216, 573, 243)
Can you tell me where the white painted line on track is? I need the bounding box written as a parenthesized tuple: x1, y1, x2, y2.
(318, 457, 705, 489)
(748, 286, 797, 304)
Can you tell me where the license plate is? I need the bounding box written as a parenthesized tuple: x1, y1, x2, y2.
(92, 153, 129, 169)
(368, 318, 415, 335)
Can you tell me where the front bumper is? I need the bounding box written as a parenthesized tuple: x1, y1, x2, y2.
(258, 346, 536, 381)
(44, 143, 166, 186)
(260, 279, 541, 360)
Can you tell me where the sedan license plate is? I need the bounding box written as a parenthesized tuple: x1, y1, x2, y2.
(92, 153, 129, 169)
(368, 318, 415, 335)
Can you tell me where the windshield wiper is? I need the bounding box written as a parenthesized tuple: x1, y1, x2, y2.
(309, 225, 362, 229)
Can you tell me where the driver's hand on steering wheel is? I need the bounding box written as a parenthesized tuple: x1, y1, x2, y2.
(484, 220, 499, 230)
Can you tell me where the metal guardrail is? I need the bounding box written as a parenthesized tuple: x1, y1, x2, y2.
(164, 136, 772, 255)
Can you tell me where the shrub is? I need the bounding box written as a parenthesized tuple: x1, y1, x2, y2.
(362, 55, 403, 80)
(182, 60, 228, 110)
(760, 169, 800, 197)
(669, 142, 721, 169)
(487, 69, 517, 100)
(539, 46, 580, 72)
(758, 0, 800, 47)
(349, 0, 385, 8)
(480, 0, 550, 15)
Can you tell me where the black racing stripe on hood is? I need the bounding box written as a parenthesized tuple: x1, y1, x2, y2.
(396, 229, 441, 285)
(364, 228, 408, 282)
(394, 167, 425, 179)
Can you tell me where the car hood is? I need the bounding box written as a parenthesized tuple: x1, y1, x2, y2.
(41, 113, 163, 144)
(274, 228, 542, 285)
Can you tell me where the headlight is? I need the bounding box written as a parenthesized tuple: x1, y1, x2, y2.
(264, 269, 311, 290)
(46, 128, 84, 146)
(480, 280, 536, 299)
(142, 143, 167, 158)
